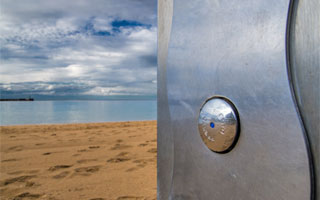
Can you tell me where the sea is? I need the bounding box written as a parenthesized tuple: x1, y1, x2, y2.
(0, 100, 157, 125)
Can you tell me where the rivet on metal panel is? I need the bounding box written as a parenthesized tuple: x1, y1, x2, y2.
(198, 97, 240, 153)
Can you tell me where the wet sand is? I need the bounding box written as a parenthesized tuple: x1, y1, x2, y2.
(0, 121, 157, 200)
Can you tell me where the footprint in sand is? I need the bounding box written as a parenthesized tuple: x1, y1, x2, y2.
(48, 165, 72, 172)
(107, 157, 130, 163)
(125, 167, 138, 172)
(73, 166, 101, 176)
(132, 158, 155, 169)
(107, 152, 131, 163)
(89, 198, 105, 200)
(25, 181, 40, 187)
(7, 171, 24, 175)
(13, 192, 41, 200)
(1, 175, 36, 186)
(77, 159, 98, 164)
(110, 143, 132, 150)
(78, 149, 89, 152)
(117, 152, 129, 157)
(52, 171, 70, 179)
(88, 145, 100, 149)
(42, 151, 65, 156)
(1, 158, 18, 162)
(116, 196, 144, 200)
(147, 148, 157, 153)
(7, 145, 23, 152)
(132, 159, 147, 168)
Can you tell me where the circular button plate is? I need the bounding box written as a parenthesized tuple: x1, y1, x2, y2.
(198, 97, 240, 153)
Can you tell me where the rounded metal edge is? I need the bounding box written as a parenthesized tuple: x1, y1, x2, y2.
(157, 0, 175, 199)
(286, 0, 316, 199)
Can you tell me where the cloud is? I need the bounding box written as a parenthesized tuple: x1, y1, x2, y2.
(0, 0, 157, 99)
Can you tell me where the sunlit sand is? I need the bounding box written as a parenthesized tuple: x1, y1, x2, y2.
(0, 121, 157, 200)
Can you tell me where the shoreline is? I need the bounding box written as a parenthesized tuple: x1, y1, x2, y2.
(0, 120, 157, 200)
(0, 120, 157, 127)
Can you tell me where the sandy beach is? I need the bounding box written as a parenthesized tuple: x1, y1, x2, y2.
(0, 121, 157, 200)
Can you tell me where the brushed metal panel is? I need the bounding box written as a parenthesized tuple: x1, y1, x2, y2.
(289, 0, 320, 198)
(157, 0, 174, 199)
(161, 0, 311, 199)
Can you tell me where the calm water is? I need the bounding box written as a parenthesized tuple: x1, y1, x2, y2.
(0, 100, 156, 125)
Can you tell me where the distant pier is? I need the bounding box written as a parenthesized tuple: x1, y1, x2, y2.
(0, 98, 34, 101)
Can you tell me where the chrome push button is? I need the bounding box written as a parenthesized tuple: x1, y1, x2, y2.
(198, 97, 240, 153)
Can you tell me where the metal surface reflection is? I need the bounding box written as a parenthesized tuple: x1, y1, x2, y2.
(198, 97, 239, 153)
(158, 0, 315, 199)
(289, 0, 319, 198)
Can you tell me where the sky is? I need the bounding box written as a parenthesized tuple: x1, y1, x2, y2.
(0, 0, 157, 100)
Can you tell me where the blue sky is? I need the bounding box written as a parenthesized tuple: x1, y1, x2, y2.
(0, 0, 157, 100)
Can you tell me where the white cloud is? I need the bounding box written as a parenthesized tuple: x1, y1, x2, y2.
(0, 0, 157, 98)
